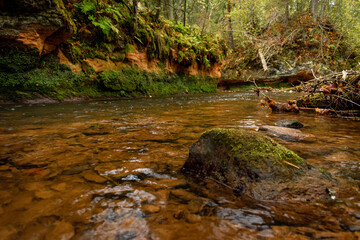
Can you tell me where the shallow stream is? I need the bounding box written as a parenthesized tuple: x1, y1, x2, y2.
(1, 91, 360, 239)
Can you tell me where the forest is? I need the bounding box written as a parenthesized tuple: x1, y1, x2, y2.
(1, 0, 360, 239)
(0, 0, 359, 102)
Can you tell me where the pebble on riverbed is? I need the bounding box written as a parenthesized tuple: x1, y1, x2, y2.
(50, 182, 68, 192)
(44, 221, 75, 240)
(142, 204, 161, 214)
(81, 171, 107, 184)
(185, 213, 202, 223)
(34, 189, 57, 199)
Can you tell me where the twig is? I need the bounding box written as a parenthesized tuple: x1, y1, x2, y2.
(96, 170, 120, 186)
(205, 177, 233, 190)
(333, 95, 360, 108)
(282, 160, 300, 169)
(311, 69, 318, 79)
(253, 79, 270, 99)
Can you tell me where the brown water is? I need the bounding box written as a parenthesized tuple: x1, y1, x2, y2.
(0, 91, 360, 240)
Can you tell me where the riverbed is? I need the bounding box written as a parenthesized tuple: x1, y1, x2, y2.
(1, 91, 360, 239)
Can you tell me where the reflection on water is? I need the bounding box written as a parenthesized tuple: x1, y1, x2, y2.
(0, 91, 360, 239)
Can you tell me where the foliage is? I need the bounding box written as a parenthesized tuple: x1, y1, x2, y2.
(69, 1, 228, 69)
(223, 12, 359, 77)
(0, 48, 41, 73)
(0, 55, 89, 101)
(74, 0, 121, 38)
(0, 54, 217, 101)
(98, 66, 217, 97)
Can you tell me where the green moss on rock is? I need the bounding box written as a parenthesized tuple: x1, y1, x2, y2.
(97, 66, 217, 97)
(186, 128, 306, 175)
(182, 128, 326, 199)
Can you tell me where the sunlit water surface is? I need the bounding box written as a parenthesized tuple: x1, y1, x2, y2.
(0, 91, 360, 239)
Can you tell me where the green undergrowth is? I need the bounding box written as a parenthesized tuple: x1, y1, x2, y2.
(224, 13, 359, 79)
(98, 66, 217, 96)
(0, 54, 217, 102)
(0, 54, 90, 101)
(64, 0, 228, 68)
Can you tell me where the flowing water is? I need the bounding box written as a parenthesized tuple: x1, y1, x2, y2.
(0, 91, 360, 239)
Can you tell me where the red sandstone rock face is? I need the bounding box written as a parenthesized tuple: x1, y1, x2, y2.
(0, 1, 74, 54)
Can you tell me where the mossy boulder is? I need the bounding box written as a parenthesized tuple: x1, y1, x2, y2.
(182, 128, 338, 201)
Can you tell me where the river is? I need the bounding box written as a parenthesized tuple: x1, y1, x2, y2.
(1, 91, 360, 239)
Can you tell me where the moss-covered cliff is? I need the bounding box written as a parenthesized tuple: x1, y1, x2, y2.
(0, 0, 228, 102)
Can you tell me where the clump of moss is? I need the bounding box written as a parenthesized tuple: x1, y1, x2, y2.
(98, 66, 217, 97)
(204, 128, 305, 169)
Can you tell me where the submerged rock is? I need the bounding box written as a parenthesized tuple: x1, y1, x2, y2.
(275, 119, 304, 129)
(182, 128, 337, 201)
(258, 125, 314, 141)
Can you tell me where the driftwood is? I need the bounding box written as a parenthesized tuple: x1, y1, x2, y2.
(254, 71, 360, 119)
(254, 80, 299, 113)
(266, 99, 300, 113)
(296, 70, 360, 117)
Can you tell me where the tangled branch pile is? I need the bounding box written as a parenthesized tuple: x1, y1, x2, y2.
(296, 70, 360, 117)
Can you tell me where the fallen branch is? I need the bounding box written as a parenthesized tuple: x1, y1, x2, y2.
(258, 49, 268, 73)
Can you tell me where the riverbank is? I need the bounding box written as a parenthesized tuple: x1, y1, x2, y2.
(0, 0, 226, 104)
(0, 57, 218, 105)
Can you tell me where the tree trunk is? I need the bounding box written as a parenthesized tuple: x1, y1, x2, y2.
(312, 0, 319, 22)
(201, 0, 213, 36)
(183, 0, 187, 26)
(164, 0, 173, 20)
(227, 0, 234, 49)
(319, 0, 326, 19)
(285, 0, 289, 25)
(173, 0, 179, 22)
(155, 0, 161, 22)
(133, 0, 138, 35)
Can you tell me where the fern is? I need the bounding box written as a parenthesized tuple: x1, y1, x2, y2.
(104, 6, 123, 22)
(90, 16, 119, 36)
(178, 51, 185, 63)
(125, 44, 135, 54)
(75, 0, 96, 15)
(202, 57, 211, 68)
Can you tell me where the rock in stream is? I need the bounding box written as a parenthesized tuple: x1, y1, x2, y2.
(258, 125, 315, 141)
(182, 128, 340, 201)
(275, 119, 304, 129)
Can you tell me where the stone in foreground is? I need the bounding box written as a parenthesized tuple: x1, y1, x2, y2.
(182, 128, 337, 201)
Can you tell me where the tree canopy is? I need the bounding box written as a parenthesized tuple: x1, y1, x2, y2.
(141, 0, 360, 58)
